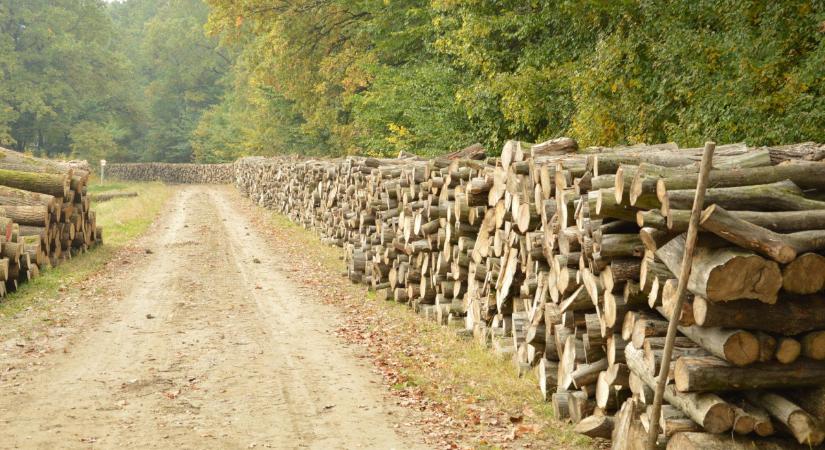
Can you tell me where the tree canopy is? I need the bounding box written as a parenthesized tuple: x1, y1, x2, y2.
(0, 0, 822, 162)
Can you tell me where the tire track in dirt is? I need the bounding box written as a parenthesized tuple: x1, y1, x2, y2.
(0, 185, 425, 450)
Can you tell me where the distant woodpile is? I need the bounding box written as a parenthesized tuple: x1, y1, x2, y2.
(0, 147, 102, 297)
(234, 140, 825, 449)
(107, 163, 233, 184)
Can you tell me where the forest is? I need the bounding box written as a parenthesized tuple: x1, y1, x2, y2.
(0, 0, 822, 162)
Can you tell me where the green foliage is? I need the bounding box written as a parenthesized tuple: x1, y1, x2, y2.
(0, 0, 822, 162)
(0, 0, 137, 157)
(69, 121, 129, 162)
(350, 62, 474, 157)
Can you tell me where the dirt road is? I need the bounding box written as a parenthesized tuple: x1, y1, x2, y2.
(0, 186, 426, 449)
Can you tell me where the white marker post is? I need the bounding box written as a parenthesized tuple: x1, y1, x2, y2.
(100, 159, 107, 184)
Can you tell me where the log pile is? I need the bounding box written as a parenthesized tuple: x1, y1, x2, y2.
(233, 140, 825, 449)
(107, 163, 233, 184)
(0, 147, 103, 296)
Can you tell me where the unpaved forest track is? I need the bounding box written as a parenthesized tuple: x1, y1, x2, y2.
(0, 186, 425, 449)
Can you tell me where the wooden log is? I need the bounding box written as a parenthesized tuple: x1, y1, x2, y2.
(625, 343, 734, 434)
(736, 399, 775, 437)
(0, 168, 68, 198)
(660, 180, 825, 215)
(693, 294, 825, 335)
(569, 390, 595, 424)
(666, 432, 814, 450)
(657, 405, 701, 437)
(776, 337, 801, 364)
(674, 355, 825, 392)
(755, 332, 778, 363)
(538, 358, 559, 401)
(2, 205, 49, 227)
(676, 325, 759, 366)
(785, 386, 825, 422)
(782, 253, 825, 294)
(656, 234, 782, 304)
(574, 414, 614, 439)
(745, 391, 825, 446)
(572, 358, 608, 389)
(700, 204, 825, 263)
(801, 330, 825, 360)
(764, 142, 825, 163)
(89, 191, 138, 202)
(655, 162, 825, 195)
(659, 208, 825, 233)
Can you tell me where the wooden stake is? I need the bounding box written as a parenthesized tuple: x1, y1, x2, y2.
(646, 141, 715, 450)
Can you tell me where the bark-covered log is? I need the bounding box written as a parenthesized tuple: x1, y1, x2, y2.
(675, 355, 825, 392)
(656, 234, 782, 304)
(0, 168, 67, 198)
(660, 180, 825, 215)
(745, 391, 825, 446)
(625, 343, 734, 434)
(666, 432, 814, 450)
(574, 414, 614, 439)
(654, 162, 825, 195)
(675, 325, 759, 366)
(700, 204, 825, 263)
(692, 294, 825, 335)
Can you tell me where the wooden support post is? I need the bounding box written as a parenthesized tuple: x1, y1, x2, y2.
(646, 141, 715, 450)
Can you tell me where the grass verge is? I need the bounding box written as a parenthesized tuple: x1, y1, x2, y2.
(260, 212, 595, 449)
(0, 181, 173, 318)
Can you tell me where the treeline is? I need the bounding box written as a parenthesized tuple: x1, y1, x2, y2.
(0, 0, 228, 163)
(0, 1, 823, 162)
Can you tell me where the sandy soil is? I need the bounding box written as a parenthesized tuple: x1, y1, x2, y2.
(0, 185, 426, 450)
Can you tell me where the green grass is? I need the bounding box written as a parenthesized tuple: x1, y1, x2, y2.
(0, 182, 173, 318)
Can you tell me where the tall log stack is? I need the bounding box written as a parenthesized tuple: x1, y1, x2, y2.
(106, 162, 234, 184)
(0, 147, 103, 296)
(233, 140, 825, 449)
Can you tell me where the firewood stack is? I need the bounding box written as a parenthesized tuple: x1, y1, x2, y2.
(234, 140, 825, 449)
(0, 147, 103, 296)
(107, 163, 234, 184)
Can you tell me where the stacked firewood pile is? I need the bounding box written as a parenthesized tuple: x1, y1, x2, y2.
(0, 147, 103, 296)
(234, 140, 825, 449)
(107, 163, 233, 184)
